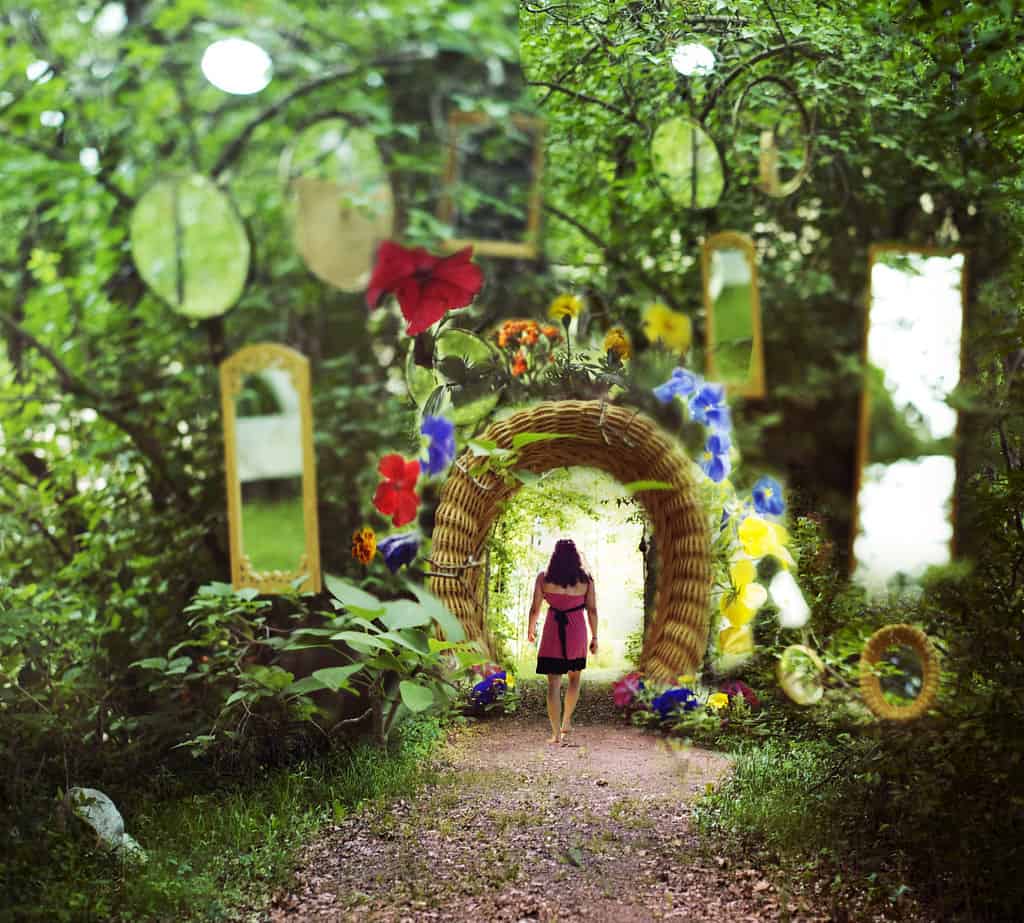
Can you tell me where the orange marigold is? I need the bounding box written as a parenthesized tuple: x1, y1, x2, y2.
(511, 351, 528, 376)
(350, 527, 377, 565)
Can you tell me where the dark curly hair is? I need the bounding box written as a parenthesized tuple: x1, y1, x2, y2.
(544, 539, 590, 587)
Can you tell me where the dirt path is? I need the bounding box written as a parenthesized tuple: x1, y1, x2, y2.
(267, 692, 833, 923)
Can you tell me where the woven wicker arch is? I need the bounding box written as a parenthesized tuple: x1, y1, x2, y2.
(428, 400, 711, 681)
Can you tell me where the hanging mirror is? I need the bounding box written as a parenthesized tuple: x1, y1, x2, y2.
(220, 344, 321, 593)
(130, 174, 250, 319)
(280, 119, 394, 291)
(437, 110, 545, 259)
(852, 247, 965, 593)
(733, 76, 813, 198)
(650, 115, 725, 210)
(701, 231, 765, 398)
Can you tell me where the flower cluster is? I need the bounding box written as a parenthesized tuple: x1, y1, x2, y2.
(602, 326, 632, 361)
(350, 527, 377, 565)
(643, 302, 692, 353)
(651, 686, 699, 718)
(612, 671, 644, 708)
(469, 668, 515, 707)
(492, 318, 562, 378)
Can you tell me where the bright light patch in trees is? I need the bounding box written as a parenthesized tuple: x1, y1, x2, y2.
(26, 60, 52, 83)
(40, 110, 65, 128)
(94, 3, 127, 36)
(200, 38, 272, 95)
(670, 43, 715, 76)
(79, 147, 100, 173)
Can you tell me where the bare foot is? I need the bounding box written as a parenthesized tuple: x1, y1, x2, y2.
(547, 734, 561, 745)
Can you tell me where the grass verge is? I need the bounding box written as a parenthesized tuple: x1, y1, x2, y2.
(2, 717, 444, 922)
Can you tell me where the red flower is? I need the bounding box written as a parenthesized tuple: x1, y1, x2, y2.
(373, 454, 420, 527)
(511, 350, 528, 377)
(366, 241, 484, 336)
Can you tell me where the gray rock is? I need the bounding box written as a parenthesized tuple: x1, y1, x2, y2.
(66, 787, 146, 862)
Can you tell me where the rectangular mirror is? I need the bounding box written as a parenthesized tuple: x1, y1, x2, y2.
(437, 110, 544, 259)
(701, 230, 765, 398)
(220, 344, 321, 593)
(852, 246, 965, 593)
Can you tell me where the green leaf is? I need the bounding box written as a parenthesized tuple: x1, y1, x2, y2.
(311, 664, 364, 692)
(623, 480, 674, 493)
(467, 438, 497, 456)
(405, 582, 466, 642)
(399, 680, 435, 712)
(236, 587, 260, 601)
(130, 657, 168, 671)
(330, 631, 393, 652)
(380, 599, 432, 630)
(286, 675, 329, 696)
(325, 575, 384, 615)
(510, 431, 574, 450)
(225, 690, 251, 706)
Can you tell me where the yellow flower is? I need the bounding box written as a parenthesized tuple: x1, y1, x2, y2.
(603, 326, 632, 359)
(719, 624, 754, 655)
(643, 302, 692, 353)
(506, 672, 516, 689)
(350, 527, 377, 565)
(708, 692, 730, 710)
(719, 583, 768, 626)
(677, 674, 695, 685)
(548, 294, 582, 321)
(738, 515, 794, 567)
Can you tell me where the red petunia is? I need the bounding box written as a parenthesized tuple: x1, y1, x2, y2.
(365, 241, 485, 336)
(373, 454, 420, 527)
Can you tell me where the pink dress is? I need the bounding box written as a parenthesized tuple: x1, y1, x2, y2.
(537, 586, 590, 675)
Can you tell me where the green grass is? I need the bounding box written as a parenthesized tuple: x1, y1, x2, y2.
(3, 717, 444, 922)
(711, 282, 754, 382)
(241, 496, 307, 572)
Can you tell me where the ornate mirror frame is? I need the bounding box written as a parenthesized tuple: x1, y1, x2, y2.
(701, 230, 766, 399)
(437, 109, 545, 259)
(220, 343, 322, 594)
(850, 243, 967, 578)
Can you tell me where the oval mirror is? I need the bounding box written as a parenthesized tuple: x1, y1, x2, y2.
(777, 644, 825, 705)
(220, 344, 321, 593)
(650, 115, 725, 210)
(859, 624, 939, 721)
(404, 328, 502, 427)
(733, 76, 813, 198)
(281, 120, 394, 291)
(130, 174, 250, 319)
(701, 231, 765, 398)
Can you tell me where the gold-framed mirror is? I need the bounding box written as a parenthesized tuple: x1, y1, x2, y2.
(220, 343, 321, 593)
(851, 245, 966, 592)
(437, 109, 545, 259)
(701, 231, 765, 398)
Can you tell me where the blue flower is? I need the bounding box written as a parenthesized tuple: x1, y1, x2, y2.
(420, 415, 455, 476)
(471, 670, 507, 705)
(653, 368, 700, 404)
(752, 476, 786, 516)
(689, 383, 731, 431)
(700, 432, 731, 483)
(377, 532, 420, 572)
(651, 686, 699, 718)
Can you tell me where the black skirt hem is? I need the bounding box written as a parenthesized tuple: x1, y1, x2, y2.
(536, 656, 587, 674)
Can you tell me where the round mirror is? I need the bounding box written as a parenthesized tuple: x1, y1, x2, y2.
(733, 77, 812, 198)
(281, 120, 394, 292)
(777, 644, 825, 705)
(130, 174, 250, 319)
(650, 115, 725, 210)
(859, 624, 939, 721)
(404, 329, 502, 426)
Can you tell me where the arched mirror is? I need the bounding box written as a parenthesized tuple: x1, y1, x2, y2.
(220, 344, 321, 593)
(701, 231, 765, 398)
(437, 110, 545, 259)
(852, 247, 965, 593)
(650, 115, 725, 210)
(281, 119, 394, 291)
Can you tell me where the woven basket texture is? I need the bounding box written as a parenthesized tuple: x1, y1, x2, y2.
(858, 623, 940, 721)
(428, 400, 710, 680)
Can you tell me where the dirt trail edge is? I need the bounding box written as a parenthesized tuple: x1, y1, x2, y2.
(267, 714, 828, 922)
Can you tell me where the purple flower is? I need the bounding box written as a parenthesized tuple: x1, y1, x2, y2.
(651, 686, 699, 718)
(420, 415, 455, 476)
(752, 476, 785, 516)
(653, 368, 700, 404)
(689, 383, 731, 432)
(700, 432, 731, 483)
(471, 670, 507, 705)
(377, 532, 420, 572)
(719, 680, 760, 710)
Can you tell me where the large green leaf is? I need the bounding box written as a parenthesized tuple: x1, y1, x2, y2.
(380, 599, 432, 630)
(510, 432, 574, 450)
(311, 664, 364, 693)
(399, 680, 435, 712)
(325, 575, 385, 615)
(405, 582, 466, 642)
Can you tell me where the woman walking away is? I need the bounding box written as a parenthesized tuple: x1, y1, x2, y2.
(527, 539, 599, 745)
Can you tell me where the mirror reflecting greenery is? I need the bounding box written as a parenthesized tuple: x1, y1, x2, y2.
(777, 644, 825, 705)
(438, 112, 543, 258)
(130, 174, 250, 318)
(734, 77, 812, 197)
(702, 232, 764, 397)
(235, 371, 306, 574)
(650, 115, 724, 210)
(405, 328, 502, 426)
(854, 249, 964, 593)
(282, 120, 394, 291)
(878, 643, 924, 706)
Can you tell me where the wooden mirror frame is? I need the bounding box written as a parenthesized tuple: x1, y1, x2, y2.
(850, 244, 967, 576)
(220, 343, 322, 594)
(701, 230, 766, 398)
(428, 400, 711, 682)
(437, 109, 545, 260)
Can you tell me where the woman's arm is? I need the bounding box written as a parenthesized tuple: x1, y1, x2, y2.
(585, 580, 598, 653)
(527, 573, 544, 643)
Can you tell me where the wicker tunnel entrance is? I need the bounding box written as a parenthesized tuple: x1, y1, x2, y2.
(428, 401, 711, 682)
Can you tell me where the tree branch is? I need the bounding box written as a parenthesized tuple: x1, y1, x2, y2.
(525, 81, 641, 124)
